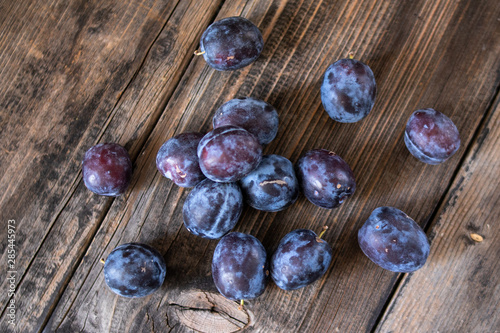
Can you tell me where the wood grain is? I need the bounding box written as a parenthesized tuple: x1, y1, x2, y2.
(0, 0, 178, 319)
(0, 0, 499, 332)
(0, 0, 225, 331)
(38, 0, 500, 332)
(168, 290, 252, 332)
(374, 95, 500, 333)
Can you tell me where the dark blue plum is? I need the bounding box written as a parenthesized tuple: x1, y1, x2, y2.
(82, 143, 133, 196)
(156, 132, 206, 187)
(321, 58, 377, 123)
(239, 154, 299, 212)
(197, 125, 262, 182)
(404, 108, 460, 165)
(213, 97, 279, 145)
(104, 243, 166, 298)
(212, 232, 268, 301)
(183, 179, 243, 239)
(200, 17, 264, 71)
(271, 229, 333, 290)
(296, 149, 356, 209)
(358, 207, 430, 273)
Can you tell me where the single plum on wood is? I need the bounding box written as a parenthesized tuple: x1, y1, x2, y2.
(270, 228, 333, 290)
(404, 108, 460, 164)
(212, 232, 268, 301)
(82, 143, 132, 196)
(213, 97, 279, 145)
(321, 58, 377, 123)
(296, 149, 356, 209)
(183, 179, 243, 239)
(200, 17, 264, 71)
(103, 243, 166, 298)
(239, 154, 299, 212)
(358, 207, 430, 273)
(197, 125, 262, 182)
(156, 132, 206, 187)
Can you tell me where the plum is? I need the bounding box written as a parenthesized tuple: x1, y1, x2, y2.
(183, 179, 243, 239)
(404, 108, 460, 164)
(358, 207, 430, 273)
(197, 125, 262, 182)
(156, 132, 206, 187)
(321, 58, 377, 123)
(271, 228, 332, 290)
(199, 17, 263, 71)
(82, 143, 132, 196)
(296, 149, 356, 209)
(103, 243, 166, 298)
(213, 97, 279, 145)
(239, 154, 299, 212)
(212, 232, 268, 301)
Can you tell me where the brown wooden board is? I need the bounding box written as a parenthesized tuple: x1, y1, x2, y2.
(0, 0, 225, 331)
(0, 0, 499, 332)
(374, 95, 500, 333)
(0, 0, 179, 320)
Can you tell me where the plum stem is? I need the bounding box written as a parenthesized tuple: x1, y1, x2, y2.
(318, 225, 329, 239)
(348, 52, 354, 59)
(194, 50, 205, 56)
(238, 299, 244, 310)
(100, 258, 105, 264)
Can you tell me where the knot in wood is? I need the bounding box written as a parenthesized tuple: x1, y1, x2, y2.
(169, 290, 252, 332)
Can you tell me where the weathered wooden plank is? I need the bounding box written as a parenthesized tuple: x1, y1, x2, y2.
(293, 3, 500, 332)
(43, 0, 293, 330)
(374, 94, 500, 333)
(0, 0, 226, 332)
(41, 0, 500, 332)
(0, 0, 177, 314)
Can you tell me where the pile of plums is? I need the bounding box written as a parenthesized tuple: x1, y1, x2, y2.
(81, 16, 460, 302)
(154, 93, 350, 301)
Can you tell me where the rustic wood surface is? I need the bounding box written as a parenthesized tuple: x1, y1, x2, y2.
(0, 0, 498, 332)
(375, 86, 500, 333)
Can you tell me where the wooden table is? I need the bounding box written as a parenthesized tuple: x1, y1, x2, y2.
(1, 0, 499, 332)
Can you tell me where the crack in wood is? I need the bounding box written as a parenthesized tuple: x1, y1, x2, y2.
(165, 310, 172, 331)
(166, 289, 253, 332)
(168, 302, 248, 327)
